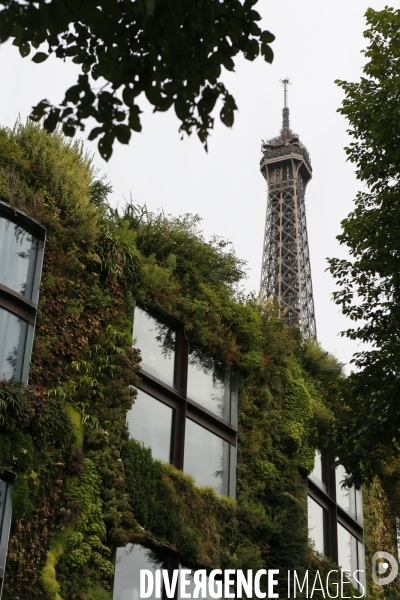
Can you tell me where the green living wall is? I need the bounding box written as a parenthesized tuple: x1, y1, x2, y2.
(0, 123, 392, 600)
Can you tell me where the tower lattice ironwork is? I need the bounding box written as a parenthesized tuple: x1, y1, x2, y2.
(260, 79, 316, 338)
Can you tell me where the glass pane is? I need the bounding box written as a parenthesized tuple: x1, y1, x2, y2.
(187, 348, 231, 421)
(127, 389, 173, 462)
(0, 216, 38, 300)
(0, 478, 12, 572)
(355, 487, 364, 525)
(184, 419, 230, 495)
(309, 450, 327, 492)
(113, 544, 165, 600)
(357, 541, 366, 592)
(337, 523, 358, 584)
(336, 464, 356, 519)
(307, 495, 328, 555)
(0, 307, 28, 380)
(133, 307, 176, 387)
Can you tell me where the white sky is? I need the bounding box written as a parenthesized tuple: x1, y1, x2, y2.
(0, 1, 389, 371)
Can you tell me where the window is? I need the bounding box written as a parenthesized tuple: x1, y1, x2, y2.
(307, 452, 366, 593)
(113, 544, 167, 600)
(0, 202, 46, 384)
(127, 306, 237, 497)
(112, 545, 223, 600)
(0, 203, 45, 597)
(307, 495, 329, 555)
(0, 471, 16, 597)
(127, 389, 173, 463)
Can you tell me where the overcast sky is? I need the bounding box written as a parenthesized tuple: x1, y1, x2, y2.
(0, 1, 390, 371)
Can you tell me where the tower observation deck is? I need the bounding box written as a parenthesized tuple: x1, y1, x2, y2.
(260, 80, 316, 338)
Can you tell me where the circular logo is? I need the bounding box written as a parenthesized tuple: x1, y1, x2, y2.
(372, 552, 398, 585)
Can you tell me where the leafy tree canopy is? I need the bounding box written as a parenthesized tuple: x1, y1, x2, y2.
(0, 0, 275, 159)
(326, 7, 400, 486)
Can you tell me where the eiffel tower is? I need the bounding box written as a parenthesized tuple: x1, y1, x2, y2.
(260, 79, 316, 338)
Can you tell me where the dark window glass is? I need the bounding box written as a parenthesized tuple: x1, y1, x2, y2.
(133, 307, 176, 388)
(184, 419, 230, 495)
(187, 349, 231, 421)
(113, 544, 164, 600)
(307, 495, 328, 555)
(0, 216, 38, 300)
(0, 307, 28, 380)
(127, 389, 173, 462)
(309, 450, 327, 492)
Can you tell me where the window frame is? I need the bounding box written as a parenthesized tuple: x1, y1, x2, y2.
(307, 454, 364, 578)
(0, 202, 46, 384)
(0, 470, 16, 597)
(132, 304, 237, 497)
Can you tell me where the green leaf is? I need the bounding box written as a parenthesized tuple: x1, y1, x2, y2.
(88, 127, 104, 141)
(261, 43, 274, 64)
(30, 100, 50, 120)
(19, 43, 31, 58)
(43, 109, 61, 133)
(62, 123, 76, 137)
(175, 96, 190, 121)
(32, 52, 49, 63)
(128, 111, 142, 133)
(145, 87, 162, 106)
(65, 85, 82, 103)
(260, 30, 275, 44)
(122, 86, 136, 107)
(98, 135, 113, 161)
(220, 104, 234, 128)
(221, 56, 235, 72)
(114, 124, 131, 144)
(244, 39, 259, 61)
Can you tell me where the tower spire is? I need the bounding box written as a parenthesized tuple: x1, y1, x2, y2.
(280, 78, 290, 132)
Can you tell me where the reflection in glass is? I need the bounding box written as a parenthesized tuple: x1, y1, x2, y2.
(133, 307, 176, 387)
(307, 495, 328, 555)
(0, 216, 38, 300)
(113, 544, 164, 600)
(0, 308, 28, 380)
(337, 523, 358, 585)
(126, 390, 173, 462)
(184, 419, 229, 495)
(0, 471, 15, 595)
(187, 348, 231, 421)
(357, 540, 366, 591)
(336, 464, 356, 520)
(309, 450, 327, 492)
(0, 476, 14, 581)
(355, 487, 364, 525)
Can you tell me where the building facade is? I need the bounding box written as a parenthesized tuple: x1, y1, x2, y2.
(0, 122, 385, 600)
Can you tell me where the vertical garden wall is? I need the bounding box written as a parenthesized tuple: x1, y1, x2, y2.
(0, 123, 395, 600)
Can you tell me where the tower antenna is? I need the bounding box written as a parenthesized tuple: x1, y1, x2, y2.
(280, 78, 291, 131)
